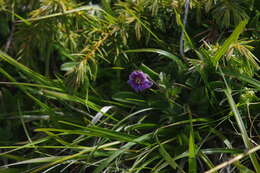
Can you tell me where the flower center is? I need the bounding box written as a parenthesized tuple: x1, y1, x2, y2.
(135, 77, 142, 84)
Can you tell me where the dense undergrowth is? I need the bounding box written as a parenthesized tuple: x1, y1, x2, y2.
(0, 0, 259, 172)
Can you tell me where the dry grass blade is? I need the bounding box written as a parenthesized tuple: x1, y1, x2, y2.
(204, 145, 260, 173)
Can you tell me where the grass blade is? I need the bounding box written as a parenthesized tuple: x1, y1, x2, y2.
(93, 133, 151, 173)
(155, 136, 177, 170)
(125, 48, 186, 69)
(0, 67, 53, 112)
(205, 145, 260, 173)
(0, 51, 53, 86)
(223, 70, 260, 89)
(212, 20, 248, 66)
(188, 107, 197, 173)
(30, 141, 120, 173)
(0, 137, 50, 156)
(225, 89, 260, 172)
(188, 125, 197, 173)
(22, 6, 103, 22)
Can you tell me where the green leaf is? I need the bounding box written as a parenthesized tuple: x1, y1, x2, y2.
(236, 164, 256, 173)
(225, 89, 260, 172)
(188, 108, 197, 173)
(0, 68, 54, 112)
(35, 127, 140, 144)
(93, 134, 151, 173)
(2, 156, 63, 167)
(125, 123, 158, 131)
(125, 48, 186, 70)
(0, 137, 50, 156)
(139, 63, 159, 80)
(156, 136, 177, 170)
(23, 5, 104, 22)
(212, 20, 248, 66)
(223, 70, 260, 89)
(205, 145, 260, 173)
(4, 9, 31, 25)
(198, 152, 215, 172)
(133, 156, 160, 173)
(188, 126, 197, 173)
(30, 141, 120, 173)
(41, 90, 104, 115)
(54, 121, 150, 145)
(112, 91, 145, 105)
(0, 51, 53, 86)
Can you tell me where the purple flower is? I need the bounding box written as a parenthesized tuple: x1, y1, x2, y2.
(128, 71, 153, 92)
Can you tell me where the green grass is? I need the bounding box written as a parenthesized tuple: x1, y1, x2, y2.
(0, 0, 259, 172)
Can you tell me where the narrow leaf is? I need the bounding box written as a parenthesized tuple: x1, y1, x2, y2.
(125, 48, 186, 69)
(225, 89, 260, 172)
(156, 136, 177, 170)
(93, 134, 151, 173)
(212, 20, 248, 66)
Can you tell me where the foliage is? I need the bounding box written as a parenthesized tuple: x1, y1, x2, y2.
(0, 0, 259, 172)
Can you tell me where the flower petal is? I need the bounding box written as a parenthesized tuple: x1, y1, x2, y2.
(128, 71, 153, 92)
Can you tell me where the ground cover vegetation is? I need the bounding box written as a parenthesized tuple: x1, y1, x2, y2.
(0, 0, 259, 172)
